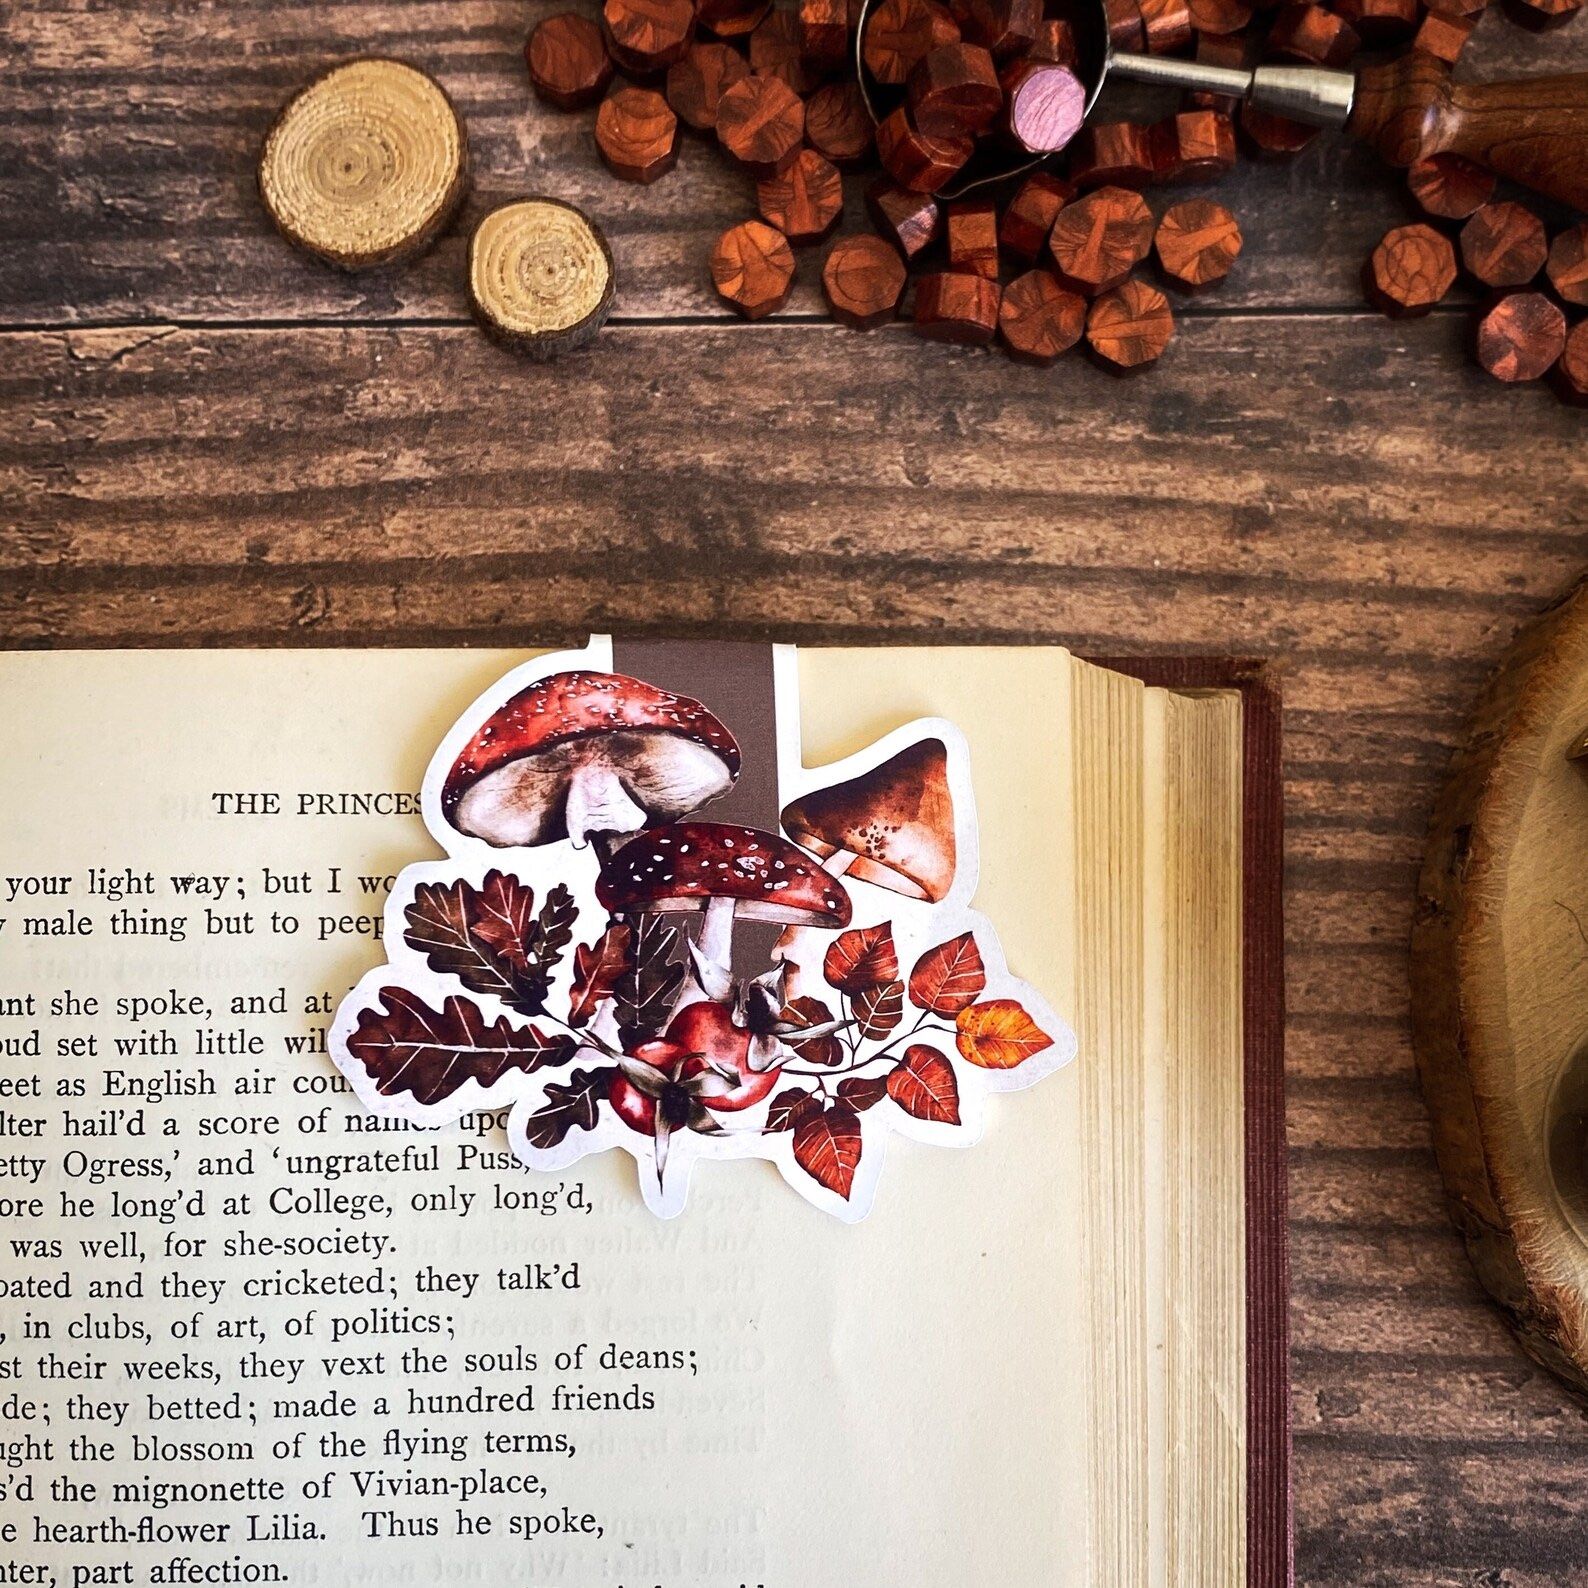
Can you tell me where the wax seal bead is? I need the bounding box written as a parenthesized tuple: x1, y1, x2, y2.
(998, 269, 1086, 364)
(1553, 319, 1588, 406)
(666, 41, 749, 129)
(908, 43, 1003, 137)
(750, 9, 819, 92)
(699, 0, 773, 37)
(1411, 8, 1475, 63)
(913, 272, 1002, 343)
(1138, 0, 1194, 52)
(801, 0, 851, 67)
(596, 85, 680, 181)
(822, 233, 908, 327)
(1474, 290, 1567, 382)
(866, 178, 941, 256)
(1240, 102, 1318, 158)
(1547, 224, 1588, 308)
(946, 199, 1000, 277)
(716, 73, 806, 176)
(258, 58, 469, 271)
(1332, 0, 1418, 41)
(1266, 3, 1359, 64)
(757, 148, 845, 243)
(1068, 121, 1156, 189)
(806, 81, 874, 166)
(1186, 0, 1252, 36)
(603, 0, 697, 74)
(1086, 278, 1175, 372)
(1149, 110, 1236, 183)
(528, 13, 615, 109)
(1049, 185, 1154, 294)
(1507, 0, 1584, 30)
(711, 218, 797, 316)
(1155, 199, 1242, 291)
(1460, 201, 1548, 288)
(468, 198, 615, 359)
(958, 0, 1040, 56)
(862, 0, 962, 83)
(1363, 222, 1456, 317)
(1407, 153, 1495, 221)
(1106, 0, 1145, 49)
(1001, 62, 1087, 153)
(999, 171, 1074, 261)
(1029, 17, 1079, 61)
(876, 105, 973, 189)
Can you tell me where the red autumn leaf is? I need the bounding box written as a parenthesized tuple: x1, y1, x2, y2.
(886, 1045, 962, 1124)
(779, 995, 843, 1067)
(955, 1000, 1054, 1071)
(823, 922, 900, 993)
(852, 979, 904, 1039)
(793, 1103, 863, 1198)
(568, 925, 632, 1027)
(766, 1086, 823, 1133)
(908, 932, 987, 1015)
(837, 1074, 889, 1111)
(521, 1066, 615, 1150)
(346, 986, 575, 1107)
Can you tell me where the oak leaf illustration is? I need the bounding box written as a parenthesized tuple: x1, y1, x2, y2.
(886, 1045, 961, 1124)
(568, 925, 632, 1027)
(908, 932, 987, 1015)
(823, 922, 899, 993)
(793, 1103, 863, 1198)
(612, 916, 686, 1046)
(955, 1000, 1053, 1070)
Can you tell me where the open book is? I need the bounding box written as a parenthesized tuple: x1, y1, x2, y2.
(0, 643, 1287, 1586)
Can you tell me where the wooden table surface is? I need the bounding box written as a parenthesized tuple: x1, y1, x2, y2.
(4, 0, 1588, 1579)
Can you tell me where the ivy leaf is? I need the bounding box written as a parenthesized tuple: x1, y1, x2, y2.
(568, 925, 632, 1028)
(793, 1104, 863, 1199)
(766, 1087, 823, 1133)
(404, 872, 553, 1015)
(522, 1066, 616, 1150)
(823, 923, 899, 993)
(886, 1045, 961, 1125)
(907, 932, 987, 1015)
(778, 995, 843, 1067)
(613, 915, 685, 1046)
(955, 1000, 1054, 1071)
(346, 986, 576, 1108)
(852, 979, 904, 1040)
(837, 1075, 889, 1112)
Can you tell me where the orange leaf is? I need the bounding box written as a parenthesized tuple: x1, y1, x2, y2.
(955, 1000, 1053, 1071)
(793, 1104, 863, 1198)
(908, 932, 986, 1015)
(886, 1045, 961, 1124)
(824, 922, 899, 993)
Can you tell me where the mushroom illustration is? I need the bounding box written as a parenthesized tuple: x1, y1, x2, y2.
(773, 737, 957, 990)
(441, 670, 740, 852)
(596, 820, 852, 972)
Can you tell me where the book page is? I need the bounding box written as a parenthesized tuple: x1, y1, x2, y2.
(0, 647, 1092, 1588)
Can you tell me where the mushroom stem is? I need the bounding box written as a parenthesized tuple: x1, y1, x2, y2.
(772, 850, 858, 997)
(699, 895, 737, 969)
(565, 762, 649, 850)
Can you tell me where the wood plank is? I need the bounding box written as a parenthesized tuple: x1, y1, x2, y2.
(3, 0, 1586, 326)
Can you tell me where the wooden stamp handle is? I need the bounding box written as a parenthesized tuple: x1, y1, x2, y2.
(1351, 53, 1588, 211)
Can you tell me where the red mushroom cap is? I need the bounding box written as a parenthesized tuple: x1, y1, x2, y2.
(597, 822, 853, 927)
(442, 670, 741, 846)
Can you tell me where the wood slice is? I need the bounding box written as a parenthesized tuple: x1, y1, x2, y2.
(1413, 576, 1588, 1397)
(467, 199, 615, 359)
(258, 58, 468, 271)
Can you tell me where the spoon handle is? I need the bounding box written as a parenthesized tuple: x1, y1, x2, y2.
(1108, 55, 1355, 127)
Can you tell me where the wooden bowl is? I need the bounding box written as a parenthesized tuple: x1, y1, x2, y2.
(1414, 576, 1588, 1393)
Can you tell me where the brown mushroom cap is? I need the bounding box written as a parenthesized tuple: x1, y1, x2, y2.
(442, 670, 740, 846)
(597, 822, 853, 927)
(780, 737, 955, 902)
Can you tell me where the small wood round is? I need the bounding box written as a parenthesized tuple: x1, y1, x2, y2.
(998, 269, 1086, 365)
(527, 13, 615, 110)
(1150, 109, 1236, 184)
(1474, 290, 1567, 383)
(1155, 199, 1242, 292)
(603, 0, 696, 73)
(1547, 224, 1588, 309)
(862, 0, 961, 84)
(1267, 2, 1359, 65)
(958, 0, 1040, 57)
(998, 171, 1073, 262)
(908, 43, 1002, 139)
(1554, 319, 1588, 407)
(1461, 201, 1548, 289)
(1067, 121, 1156, 190)
(756, 149, 845, 244)
(1186, 0, 1251, 35)
(1407, 153, 1495, 222)
(710, 218, 797, 317)
(1002, 63, 1086, 154)
(467, 198, 616, 359)
(1138, 0, 1194, 53)
(716, 73, 806, 177)
(258, 58, 468, 272)
(806, 82, 873, 166)
(666, 41, 749, 131)
(866, 179, 941, 257)
(749, 9, 819, 93)
(1412, 8, 1474, 63)
(595, 86, 680, 182)
(946, 200, 1000, 278)
(1240, 102, 1317, 158)
(1048, 185, 1155, 296)
(822, 234, 907, 328)
(913, 272, 1002, 344)
(876, 106, 972, 192)
(1363, 222, 1456, 318)
(1086, 278, 1175, 373)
